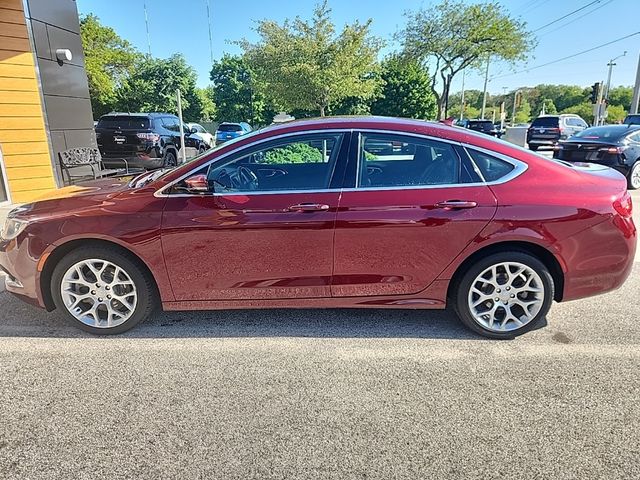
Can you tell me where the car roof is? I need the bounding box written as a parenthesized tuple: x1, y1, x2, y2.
(101, 112, 176, 118)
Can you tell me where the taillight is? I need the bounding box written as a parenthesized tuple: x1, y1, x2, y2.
(613, 191, 633, 217)
(136, 132, 160, 142)
(599, 146, 626, 155)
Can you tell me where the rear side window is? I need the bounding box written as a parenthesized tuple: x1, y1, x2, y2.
(218, 124, 243, 132)
(467, 149, 515, 182)
(359, 134, 461, 187)
(531, 117, 559, 128)
(97, 116, 150, 129)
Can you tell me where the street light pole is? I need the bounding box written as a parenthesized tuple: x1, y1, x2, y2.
(480, 55, 490, 119)
(632, 52, 640, 115)
(604, 51, 627, 102)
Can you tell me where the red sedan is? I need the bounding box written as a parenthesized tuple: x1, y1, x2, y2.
(0, 117, 636, 338)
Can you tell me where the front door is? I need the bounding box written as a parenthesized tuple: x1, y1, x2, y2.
(332, 132, 498, 297)
(161, 131, 349, 301)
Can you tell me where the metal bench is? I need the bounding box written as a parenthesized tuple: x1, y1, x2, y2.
(59, 148, 129, 184)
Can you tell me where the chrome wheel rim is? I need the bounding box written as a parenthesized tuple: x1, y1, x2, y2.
(60, 259, 137, 328)
(467, 262, 545, 332)
(631, 164, 640, 189)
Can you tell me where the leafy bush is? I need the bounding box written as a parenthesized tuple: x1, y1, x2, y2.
(262, 143, 324, 164)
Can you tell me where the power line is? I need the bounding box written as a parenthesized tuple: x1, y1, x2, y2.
(491, 31, 640, 80)
(538, 0, 614, 37)
(532, 0, 601, 32)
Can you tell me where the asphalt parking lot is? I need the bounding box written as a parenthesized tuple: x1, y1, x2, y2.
(0, 188, 639, 479)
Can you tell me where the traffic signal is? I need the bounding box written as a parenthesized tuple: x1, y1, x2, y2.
(590, 82, 601, 104)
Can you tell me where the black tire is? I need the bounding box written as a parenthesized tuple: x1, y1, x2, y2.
(51, 245, 158, 335)
(627, 161, 640, 190)
(453, 251, 554, 339)
(163, 150, 177, 168)
(529, 145, 538, 151)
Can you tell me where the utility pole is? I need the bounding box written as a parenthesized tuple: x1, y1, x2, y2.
(460, 69, 466, 121)
(596, 80, 605, 126)
(480, 55, 490, 119)
(631, 52, 640, 114)
(143, 0, 151, 56)
(604, 51, 627, 102)
(511, 90, 520, 127)
(176, 89, 187, 165)
(206, 0, 214, 65)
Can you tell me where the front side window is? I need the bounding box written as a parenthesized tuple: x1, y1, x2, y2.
(359, 134, 462, 188)
(206, 133, 343, 193)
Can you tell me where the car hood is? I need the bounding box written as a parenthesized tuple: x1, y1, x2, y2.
(11, 176, 141, 220)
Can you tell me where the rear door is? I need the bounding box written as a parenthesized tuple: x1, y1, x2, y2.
(96, 115, 150, 155)
(332, 132, 498, 297)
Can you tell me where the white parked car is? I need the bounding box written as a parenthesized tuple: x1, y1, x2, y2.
(187, 123, 215, 149)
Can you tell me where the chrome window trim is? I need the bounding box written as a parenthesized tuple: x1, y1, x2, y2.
(154, 128, 528, 198)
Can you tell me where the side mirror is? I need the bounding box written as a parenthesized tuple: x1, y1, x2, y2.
(190, 127, 198, 134)
(183, 174, 209, 193)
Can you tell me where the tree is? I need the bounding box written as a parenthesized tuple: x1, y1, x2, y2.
(371, 56, 437, 119)
(513, 98, 531, 124)
(80, 14, 139, 119)
(196, 87, 216, 122)
(606, 104, 627, 123)
(608, 86, 633, 109)
(541, 98, 557, 115)
(240, 1, 383, 116)
(561, 103, 594, 124)
(209, 54, 273, 125)
(115, 54, 207, 121)
(398, 0, 534, 119)
(448, 89, 488, 119)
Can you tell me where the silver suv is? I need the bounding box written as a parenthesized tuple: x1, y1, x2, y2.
(526, 114, 588, 151)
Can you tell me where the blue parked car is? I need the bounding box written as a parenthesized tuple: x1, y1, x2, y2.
(215, 122, 252, 144)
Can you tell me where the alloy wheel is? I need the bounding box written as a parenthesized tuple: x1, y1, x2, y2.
(467, 261, 545, 332)
(631, 163, 640, 189)
(60, 259, 138, 328)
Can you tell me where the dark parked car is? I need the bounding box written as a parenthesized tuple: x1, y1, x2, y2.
(624, 114, 640, 125)
(215, 122, 252, 144)
(0, 117, 635, 339)
(96, 113, 205, 170)
(527, 114, 588, 151)
(553, 125, 640, 189)
(457, 119, 502, 138)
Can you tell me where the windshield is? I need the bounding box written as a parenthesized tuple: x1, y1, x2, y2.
(469, 121, 493, 129)
(97, 116, 150, 129)
(573, 126, 629, 141)
(218, 124, 243, 132)
(152, 127, 266, 183)
(531, 117, 559, 127)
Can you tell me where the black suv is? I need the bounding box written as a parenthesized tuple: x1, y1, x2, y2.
(526, 114, 588, 151)
(96, 113, 206, 170)
(457, 119, 502, 138)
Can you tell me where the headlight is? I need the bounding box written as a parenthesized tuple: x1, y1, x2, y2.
(0, 218, 28, 241)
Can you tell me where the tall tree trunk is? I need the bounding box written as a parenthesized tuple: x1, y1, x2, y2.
(442, 73, 452, 119)
(319, 106, 326, 117)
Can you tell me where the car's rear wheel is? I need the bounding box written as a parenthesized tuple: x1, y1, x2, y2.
(163, 150, 177, 168)
(528, 145, 538, 151)
(51, 246, 157, 334)
(627, 161, 640, 190)
(454, 252, 554, 339)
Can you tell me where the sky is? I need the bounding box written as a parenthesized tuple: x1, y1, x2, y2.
(76, 0, 640, 96)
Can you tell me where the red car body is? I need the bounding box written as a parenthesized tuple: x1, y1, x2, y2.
(0, 117, 636, 316)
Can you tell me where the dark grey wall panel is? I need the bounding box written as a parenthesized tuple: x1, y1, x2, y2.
(64, 129, 96, 150)
(26, 0, 80, 34)
(31, 20, 51, 60)
(37, 59, 89, 99)
(46, 24, 85, 68)
(43, 96, 93, 130)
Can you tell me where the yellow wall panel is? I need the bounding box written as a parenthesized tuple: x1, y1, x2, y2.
(0, 50, 33, 65)
(5, 165, 55, 179)
(1, 0, 25, 11)
(2, 153, 53, 168)
(0, 116, 46, 130)
(0, 91, 41, 105)
(0, 36, 30, 52)
(0, 21, 28, 38)
(0, 63, 36, 78)
(6, 176, 56, 192)
(1, 141, 49, 155)
(0, 76, 38, 91)
(0, 7, 25, 25)
(0, 104, 43, 117)
(0, 128, 47, 142)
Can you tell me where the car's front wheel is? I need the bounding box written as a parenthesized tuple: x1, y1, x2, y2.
(51, 246, 157, 334)
(627, 161, 640, 190)
(454, 252, 554, 339)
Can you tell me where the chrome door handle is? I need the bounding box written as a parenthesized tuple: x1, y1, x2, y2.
(435, 200, 478, 209)
(288, 203, 330, 212)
